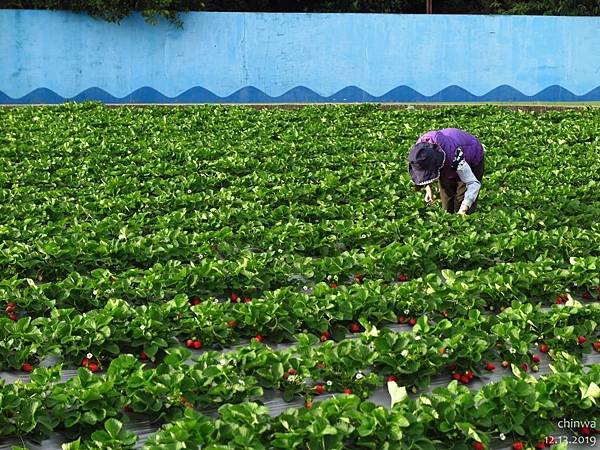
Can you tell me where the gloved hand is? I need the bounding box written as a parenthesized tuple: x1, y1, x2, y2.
(457, 204, 469, 215)
(424, 185, 435, 204)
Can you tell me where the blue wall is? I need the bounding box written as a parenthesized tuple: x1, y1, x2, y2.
(1, 10, 599, 103)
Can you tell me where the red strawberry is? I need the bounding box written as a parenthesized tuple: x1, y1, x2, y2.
(81, 357, 90, 366)
(520, 363, 528, 372)
(315, 384, 326, 394)
(408, 318, 417, 327)
(581, 426, 591, 436)
(582, 291, 591, 300)
(350, 323, 361, 333)
(513, 442, 523, 450)
(343, 388, 352, 395)
(88, 362, 99, 373)
(501, 360, 510, 368)
(288, 368, 297, 375)
(254, 335, 264, 343)
(230, 293, 239, 303)
(139, 351, 149, 361)
(185, 339, 194, 348)
(227, 320, 237, 328)
(485, 362, 495, 371)
(460, 375, 470, 384)
(322, 330, 331, 338)
(441, 311, 449, 318)
(465, 370, 474, 380)
(21, 362, 33, 373)
(397, 315, 406, 324)
(387, 375, 397, 382)
(472, 442, 484, 450)
(539, 343, 549, 353)
(320, 334, 328, 342)
(305, 400, 313, 409)
(5, 304, 15, 313)
(578, 336, 587, 344)
(593, 341, 600, 352)
(316, 362, 326, 369)
(532, 355, 541, 363)
(190, 296, 201, 305)
(354, 274, 363, 283)
(243, 297, 252, 303)
(193, 340, 202, 349)
(452, 373, 461, 381)
(398, 274, 409, 282)
(330, 283, 338, 289)
(8, 313, 17, 321)
(535, 443, 545, 450)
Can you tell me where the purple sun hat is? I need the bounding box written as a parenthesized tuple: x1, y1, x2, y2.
(407, 142, 446, 186)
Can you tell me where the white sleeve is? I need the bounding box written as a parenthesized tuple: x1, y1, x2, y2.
(456, 160, 481, 208)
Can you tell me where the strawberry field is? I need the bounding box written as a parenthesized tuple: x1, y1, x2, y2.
(0, 104, 599, 450)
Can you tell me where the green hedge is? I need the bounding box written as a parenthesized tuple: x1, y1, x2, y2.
(2, 1, 599, 25)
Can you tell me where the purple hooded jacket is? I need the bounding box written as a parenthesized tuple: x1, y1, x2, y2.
(416, 128, 484, 181)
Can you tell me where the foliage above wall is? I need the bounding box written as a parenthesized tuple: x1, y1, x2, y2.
(2, 0, 599, 25)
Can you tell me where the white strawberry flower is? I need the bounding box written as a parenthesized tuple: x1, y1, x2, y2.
(327, 275, 332, 280)
(86, 353, 93, 359)
(361, 234, 366, 238)
(415, 336, 421, 341)
(238, 379, 245, 385)
(326, 380, 333, 386)
(278, 249, 283, 253)
(140, 325, 145, 330)
(499, 433, 506, 441)
(355, 372, 364, 380)
(93, 289, 98, 296)
(187, 189, 191, 194)
(404, 309, 410, 315)
(509, 347, 516, 354)
(303, 286, 308, 291)
(288, 374, 298, 382)
(442, 353, 449, 358)
(198, 254, 204, 259)
(401, 350, 409, 357)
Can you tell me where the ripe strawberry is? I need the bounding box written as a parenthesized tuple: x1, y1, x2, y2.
(322, 330, 331, 339)
(343, 388, 352, 395)
(288, 368, 297, 375)
(21, 362, 33, 373)
(408, 318, 417, 327)
(315, 384, 326, 394)
(243, 297, 252, 303)
(350, 323, 360, 333)
(387, 375, 397, 382)
(88, 362, 99, 373)
(81, 357, 90, 366)
(465, 370, 474, 380)
(227, 320, 237, 328)
(8, 313, 17, 321)
(472, 442, 484, 450)
(330, 283, 338, 289)
(485, 362, 495, 371)
(452, 373, 461, 381)
(398, 274, 409, 282)
(305, 400, 313, 409)
(539, 343, 549, 353)
(520, 363, 528, 372)
(190, 296, 201, 305)
(354, 274, 363, 284)
(501, 360, 510, 368)
(581, 426, 591, 436)
(555, 295, 564, 304)
(230, 293, 239, 303)
(441, 311, 449, 318)
(193, 340, 202, 349)
(139, 351, 149, 361)
(254, 335, 264, 343)
(320, 334, 328, 342)
(397, 315, 406, 324)
(186, 339, 194, 348)
(535, 442, 545, 450)
(513, 442, 523, 450)
(532, 355, 541, 363)
(5, 304, 15, 313)
(578, 335, 587, 344)
(593, 341, 600, 352)
(460, 375, 470, 384)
